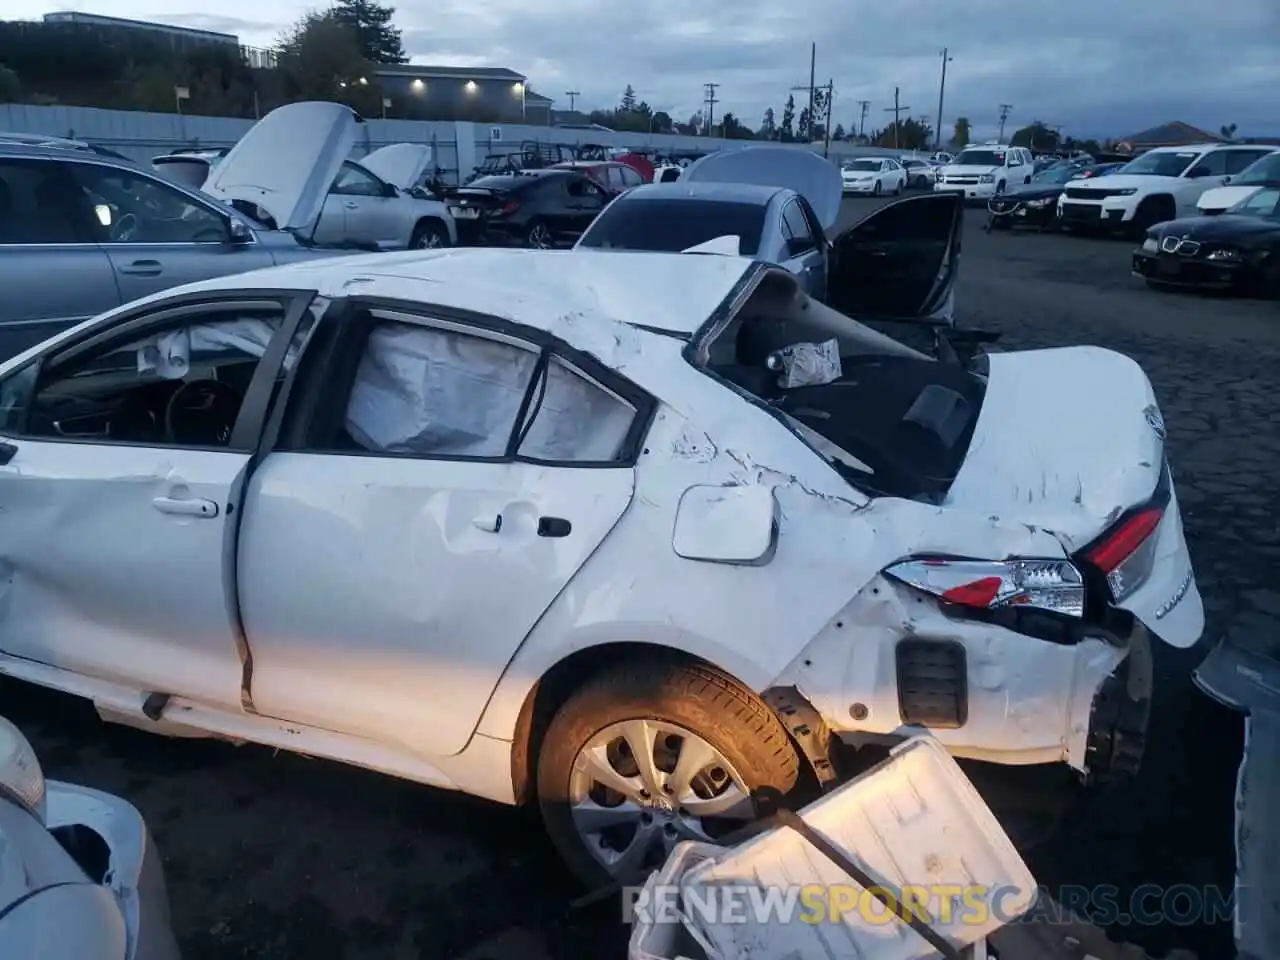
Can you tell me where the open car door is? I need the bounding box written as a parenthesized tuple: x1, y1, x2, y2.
(826, 192, 963, 324)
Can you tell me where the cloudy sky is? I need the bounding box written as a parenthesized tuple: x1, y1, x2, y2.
(9, 0, 1279, 139)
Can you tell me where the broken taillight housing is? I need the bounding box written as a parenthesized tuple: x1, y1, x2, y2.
(885, 557, 1085, 618)
(1084, 506, 1164, 602)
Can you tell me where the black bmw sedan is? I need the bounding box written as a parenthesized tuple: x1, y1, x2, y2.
(1132, 186, 1280, 298)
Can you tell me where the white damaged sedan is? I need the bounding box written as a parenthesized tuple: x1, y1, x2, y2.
(0, 241, 1202, 886)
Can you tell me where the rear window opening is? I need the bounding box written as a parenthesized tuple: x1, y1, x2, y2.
(578, 199, 766, 256)
(690, 270, 986, 503)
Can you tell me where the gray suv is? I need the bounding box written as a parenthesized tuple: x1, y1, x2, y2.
(0, 142, 347, 361)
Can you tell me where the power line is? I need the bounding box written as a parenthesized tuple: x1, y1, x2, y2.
(997, 103, 1013, 142)
(884, 87, 911, 149)
(564, 90, 580, 113)
(703, 82, 720, 136)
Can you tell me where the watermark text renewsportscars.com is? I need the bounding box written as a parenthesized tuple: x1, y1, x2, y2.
(624, 883, 1241, 928)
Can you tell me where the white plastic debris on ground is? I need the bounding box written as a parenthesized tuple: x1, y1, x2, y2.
(629, 736, 1036, 960)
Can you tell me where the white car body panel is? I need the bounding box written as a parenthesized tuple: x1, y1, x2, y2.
(681, 145, 843, 229)
(201, 101, 360, 233)
(1197, 184, 1264, 214)
(0, 247, 1202, 808)
(358, 143, 433, 191)
(840, 161, 907, 195)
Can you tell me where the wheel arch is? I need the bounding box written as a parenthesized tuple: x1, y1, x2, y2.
(507, 642, 757, 806)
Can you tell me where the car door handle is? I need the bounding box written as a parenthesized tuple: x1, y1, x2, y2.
(343, 201, 360, 209)
(118, 260, 162, 276)
(537, 517, 572, 538)
(152, 496, 219, 518)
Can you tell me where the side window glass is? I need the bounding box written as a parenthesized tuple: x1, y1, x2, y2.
(621, 167, 643, 187)
(1192, 151, 1229, 177)
(565, 178, 587, 198)
(331, 163, 383, 197)
(0, 159, 97, 244)
(342, 320, 539, 457)
(517, 356, 636, 463)
(22, 306, 285, 447)
(1225, 151, 1270, 175)
(70, 164, 228, 244)
(782, 202, 814, 244)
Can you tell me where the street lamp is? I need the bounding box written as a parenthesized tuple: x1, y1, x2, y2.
(512, 81, 526, 122)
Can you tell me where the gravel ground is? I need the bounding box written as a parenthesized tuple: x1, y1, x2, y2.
(6, 198, 1275, 959)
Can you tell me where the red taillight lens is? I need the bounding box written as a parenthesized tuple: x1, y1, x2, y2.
(941, 576, 1003, 607)
(1085, 508, 1163, 574)
(497, 201, 520, 216)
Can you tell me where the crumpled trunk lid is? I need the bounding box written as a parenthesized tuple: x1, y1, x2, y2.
(944, 345, 1203, 647)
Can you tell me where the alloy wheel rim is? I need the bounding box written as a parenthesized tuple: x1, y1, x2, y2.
(417, 231, 442, 249)
(567, 719, 753, 880)
(530, 224, 551, 248)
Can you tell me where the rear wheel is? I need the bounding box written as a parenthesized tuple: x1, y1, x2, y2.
(537, 658, 801, 887)
(409, 219, 448, 249)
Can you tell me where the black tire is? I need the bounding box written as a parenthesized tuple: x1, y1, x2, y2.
(1129, 195, 1175, 239)
(408, 219, 449, 249)
(1259, 257, 1280, 299)
(995, 181, 1007, 195)
(873, 180, 882, 196)
(538, 658, 801, 887)
(525, 217, 554, 249)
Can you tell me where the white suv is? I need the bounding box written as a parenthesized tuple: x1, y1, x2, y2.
(1057, 143, 1275, 236)
(933, 145, 1034, 200)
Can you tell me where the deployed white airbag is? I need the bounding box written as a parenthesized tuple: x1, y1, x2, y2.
(345, 322, 537, 456)
(344, 323, 636, 461)
(133, 317, 281, 379)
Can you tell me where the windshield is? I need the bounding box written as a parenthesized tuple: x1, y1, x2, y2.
(1230, 186, 1280, 218)
(1235, 153, 1280, 186)
(953, 149, 1006, 167)
(843, 160, 881, 171)
(1118, 151, 1199, 177)
(1032, 165, 1080, 184)
(578, 198, 766, 255)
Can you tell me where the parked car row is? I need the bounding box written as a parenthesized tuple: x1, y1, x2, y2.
(981, 143, 1280, 299)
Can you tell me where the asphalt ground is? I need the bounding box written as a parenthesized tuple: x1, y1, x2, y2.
(6, 196, 1277, 958)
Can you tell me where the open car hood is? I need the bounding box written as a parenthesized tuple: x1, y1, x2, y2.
(681, 145, 843, 230)
(359, 143, 433, 191)
(201, 101, 362, 233)
(150, 155, 217, 189)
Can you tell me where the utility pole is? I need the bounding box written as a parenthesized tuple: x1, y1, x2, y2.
(822, 78, 835, 157)
(935, 48, 952, 150)
(807, 42, 816, 138)
(884, 87, 910, 150)
(856, 100, 870, 140)
(998, 103, 1013, 142)
(703, 82, 720, 136)
(565, 90, 580, 113)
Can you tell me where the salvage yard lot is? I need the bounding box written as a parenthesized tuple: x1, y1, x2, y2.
(5, 197, 1275, 959)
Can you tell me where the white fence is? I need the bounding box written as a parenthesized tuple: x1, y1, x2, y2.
(0, 103, 907, 184)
